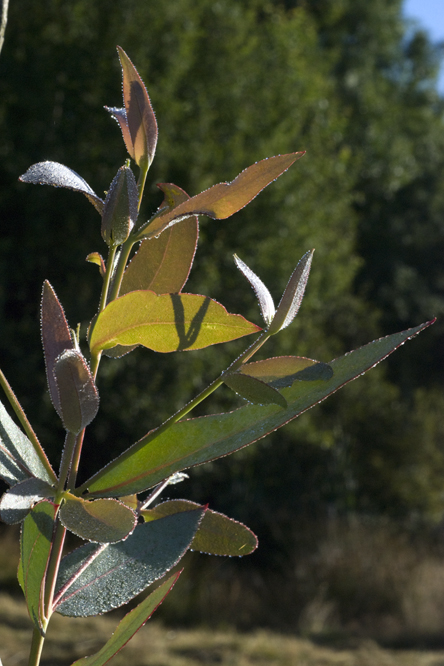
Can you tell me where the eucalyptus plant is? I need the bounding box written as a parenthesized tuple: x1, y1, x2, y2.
(0, 47, 434, 666)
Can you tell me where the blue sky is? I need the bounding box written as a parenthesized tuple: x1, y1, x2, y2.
(403, 0, 444, 92)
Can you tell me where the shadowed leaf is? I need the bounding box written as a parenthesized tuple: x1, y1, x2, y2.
(59, 496, 136, 543)
(0, 399, 55, 486)
(19, 500, 57, 632)
(142, 500, 258, 557)
(0, 478, 54, 525)
(79, 321, 433, 498)
(224, 372, 287, 408)
(54, 350, 99, 434)
(54, 508, 205, 617)
(89, 291, 261, 354)
(143, 153, 305, 239)
(19, 162, 104, 213)
(239, 356, 333, 388)
(69, 572, 181, 666)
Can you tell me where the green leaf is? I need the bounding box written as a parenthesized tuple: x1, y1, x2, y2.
(89, 291, 261, 354)
(19, 500, 57, 632)
(54, 508, 204, 617)
(120, 190, 198, 296)
(0, 399, 55, 486)
(101, 166, 139, 246)
(41, 281, 75, 420)
(223, 372, 287, 408)
(59, 496, 136, 543)
(143, 153, 305, 239)
(79, 321, 433, 498)
(19, 161, 104, 213)
(54, 350, 99, 434)
(69, 572, 181, 666)
(0, 478, 54, 525)
(111, 46, 158, 169)
(142, 500, 258, 557)
(268, 250, 314, 334)
(239, 356, 333, 388)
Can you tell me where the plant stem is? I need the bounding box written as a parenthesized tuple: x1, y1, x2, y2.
(28, 628, 45, 666)
(0, 0, 9, 57)
(107, 236, 135, 302)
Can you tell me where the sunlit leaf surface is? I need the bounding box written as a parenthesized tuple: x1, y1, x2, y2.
(59, 497, 136, 543)
(0, 478, 54, 525)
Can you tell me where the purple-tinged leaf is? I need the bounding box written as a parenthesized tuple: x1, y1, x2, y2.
(0, 399, 55, 486)
(239, 356, 333, 388)
(19, 162, 104, 213)
(101, 166, 139, 246)
(59, 496, 136, 543)
(142, 500, 258, 557)
(54, 508, 205, 617)
(69, 572, 181, 666)
(143, 153, 305, 239)
(54, 350, 99, 434)
(41, 281, 75, 419)
(89, 291, 261, 354)
(234, 254, 275, 326)
(268, 250, 313, 334)
(19, 500, 57, 632)
(223, 372, 287, 408)
(79, 321, 434, 498)
(121, 192, 198, 296)
(0, 478, 54, 525)
(114, 46, 158, 169)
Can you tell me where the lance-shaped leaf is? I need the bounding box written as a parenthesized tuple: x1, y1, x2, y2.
(143, 153, 305, 239)
(41, 281, 75, 419)
(106, 46, 158, 169)
(0, 399, 55, 486)
(19, 500, 57, 632)
(19, 162, 104, 213)
(101, 166, 139, 246)
(234, 254, 275, 326)
(0, 478, 54, 525)
(54, 350, 99, 434)
(120, 185, 198, 296)
(142, 500, 258, 557)
(69, 572, 181, 666)
(268, 250, 314, 334)
(89, 291, 261, 354)
(59, 496, 136, 543)
(223, 371, 287, 408)
(54, 508, 205, 617)
(239, 356, 333, 388)
(78, 321, 434, 498)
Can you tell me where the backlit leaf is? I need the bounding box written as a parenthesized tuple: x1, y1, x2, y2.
(41, 281, 75, 419)
(54, 350, 99, 434)
(0, 478, 54, 525)
(142, 500, 258, 557)
(89, 291, 261, 354)
(69, 573, 181, 666)
(143, 153, 305, 239)
(223, 372, 287, 408)
(234, 254, 275, 326)
(19, 162, 104, 213)
(59, 496, 136, 543)
(19, 500, 57, 632)
(0, 399, 55, 486)
(268, 250, 314, 334)
(79, 321, 433, 498)
(54, 508, 204, 617)
(239, 356, 333, 388)
(116, 46, 158, 168)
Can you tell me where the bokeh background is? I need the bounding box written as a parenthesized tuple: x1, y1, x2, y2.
(1, 0, 444, 644)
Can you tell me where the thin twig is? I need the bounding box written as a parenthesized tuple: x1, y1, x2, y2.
(0, 0, 9, 57)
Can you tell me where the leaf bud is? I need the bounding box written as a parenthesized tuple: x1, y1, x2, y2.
(101, 165, 139, 246)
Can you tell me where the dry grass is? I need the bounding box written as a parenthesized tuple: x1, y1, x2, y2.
(2, 593, 444, 666)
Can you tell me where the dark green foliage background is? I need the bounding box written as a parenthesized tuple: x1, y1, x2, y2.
(1, 0, 444, 624)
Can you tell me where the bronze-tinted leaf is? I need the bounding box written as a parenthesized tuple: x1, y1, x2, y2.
(89, 291, 261, 354)
(19, 161, 104, 213)
(41, 281, 75, 419)
(143, 153, 305, 239)
(117, 46, 158, 168)
(54, 350, 99, 434)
